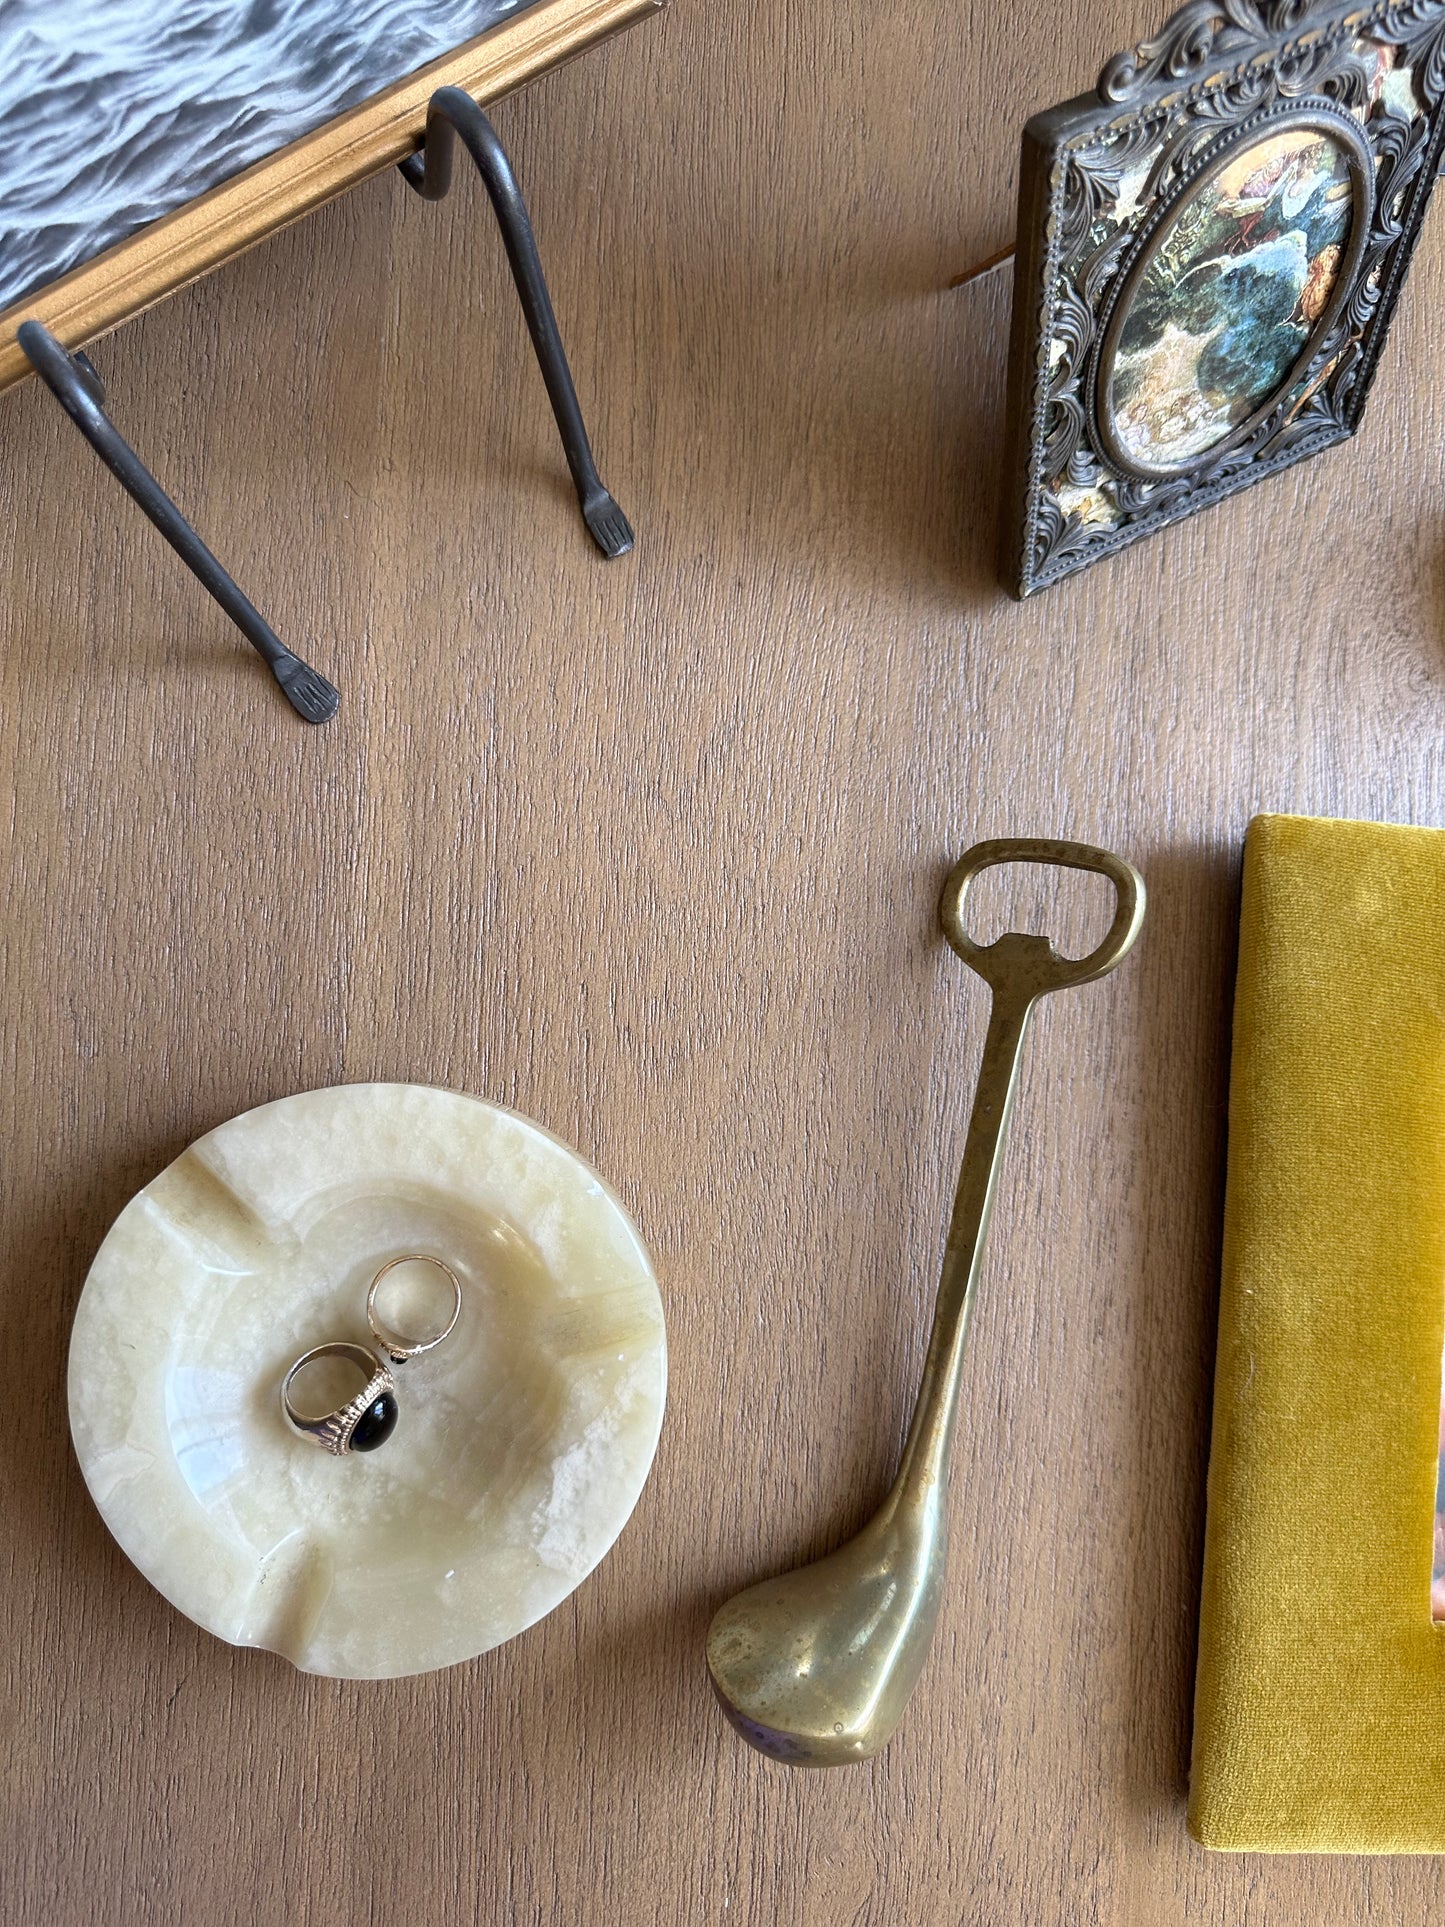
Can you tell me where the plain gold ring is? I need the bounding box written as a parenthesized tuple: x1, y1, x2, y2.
(366, 1254, 463, 1363)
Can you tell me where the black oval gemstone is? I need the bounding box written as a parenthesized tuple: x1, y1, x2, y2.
(350, 1391, 398, 1452)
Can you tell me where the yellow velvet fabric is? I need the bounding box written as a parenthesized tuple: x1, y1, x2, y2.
(1189, 814, 1445, 1853)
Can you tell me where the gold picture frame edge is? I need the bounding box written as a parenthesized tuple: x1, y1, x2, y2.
(0, 0, 663, 396)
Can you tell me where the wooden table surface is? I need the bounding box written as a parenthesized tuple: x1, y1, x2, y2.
(5, 2, 1445, 1920)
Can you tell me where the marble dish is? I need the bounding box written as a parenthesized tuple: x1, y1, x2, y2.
(68, 1083, 666, 1678)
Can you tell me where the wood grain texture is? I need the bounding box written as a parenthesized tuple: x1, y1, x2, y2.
(3, 1, 1445, 1919)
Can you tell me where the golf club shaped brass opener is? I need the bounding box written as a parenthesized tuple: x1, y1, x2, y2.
(706, 837, 1146, 1765)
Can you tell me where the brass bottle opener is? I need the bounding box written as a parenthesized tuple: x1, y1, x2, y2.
(706, 837, 1146, 1766)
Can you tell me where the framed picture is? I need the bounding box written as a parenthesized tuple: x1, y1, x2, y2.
(0, 0, 658, 395)
(1000, 0, 1445, 597)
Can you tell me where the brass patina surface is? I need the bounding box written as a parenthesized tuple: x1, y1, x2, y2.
(706, 838, 1146, 1766)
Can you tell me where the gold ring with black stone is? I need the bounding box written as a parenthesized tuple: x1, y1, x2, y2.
(280, 1341, 399, 1456)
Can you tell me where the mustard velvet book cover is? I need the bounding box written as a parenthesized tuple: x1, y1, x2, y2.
(1189, 814, 1445, 1853)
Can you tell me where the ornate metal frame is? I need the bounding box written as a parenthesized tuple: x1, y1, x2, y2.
(1000, 0, 1445, 597)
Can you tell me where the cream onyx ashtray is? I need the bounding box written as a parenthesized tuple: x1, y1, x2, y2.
(67, 1084, 666, 1678)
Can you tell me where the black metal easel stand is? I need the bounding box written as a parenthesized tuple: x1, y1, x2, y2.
(18, 320, 341, 723)
(400, 88, 634, 561)
(19, 90, 634, 724)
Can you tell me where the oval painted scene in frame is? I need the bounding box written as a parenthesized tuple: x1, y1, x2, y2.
(1104, 122, 1361, 473)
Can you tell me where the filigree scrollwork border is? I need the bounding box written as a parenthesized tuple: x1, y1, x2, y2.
(1000, 0, 1445, 597)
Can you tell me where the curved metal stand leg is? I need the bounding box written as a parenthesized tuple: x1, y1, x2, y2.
(399, 86, 634, 559)
(17, 320, 339, 724)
